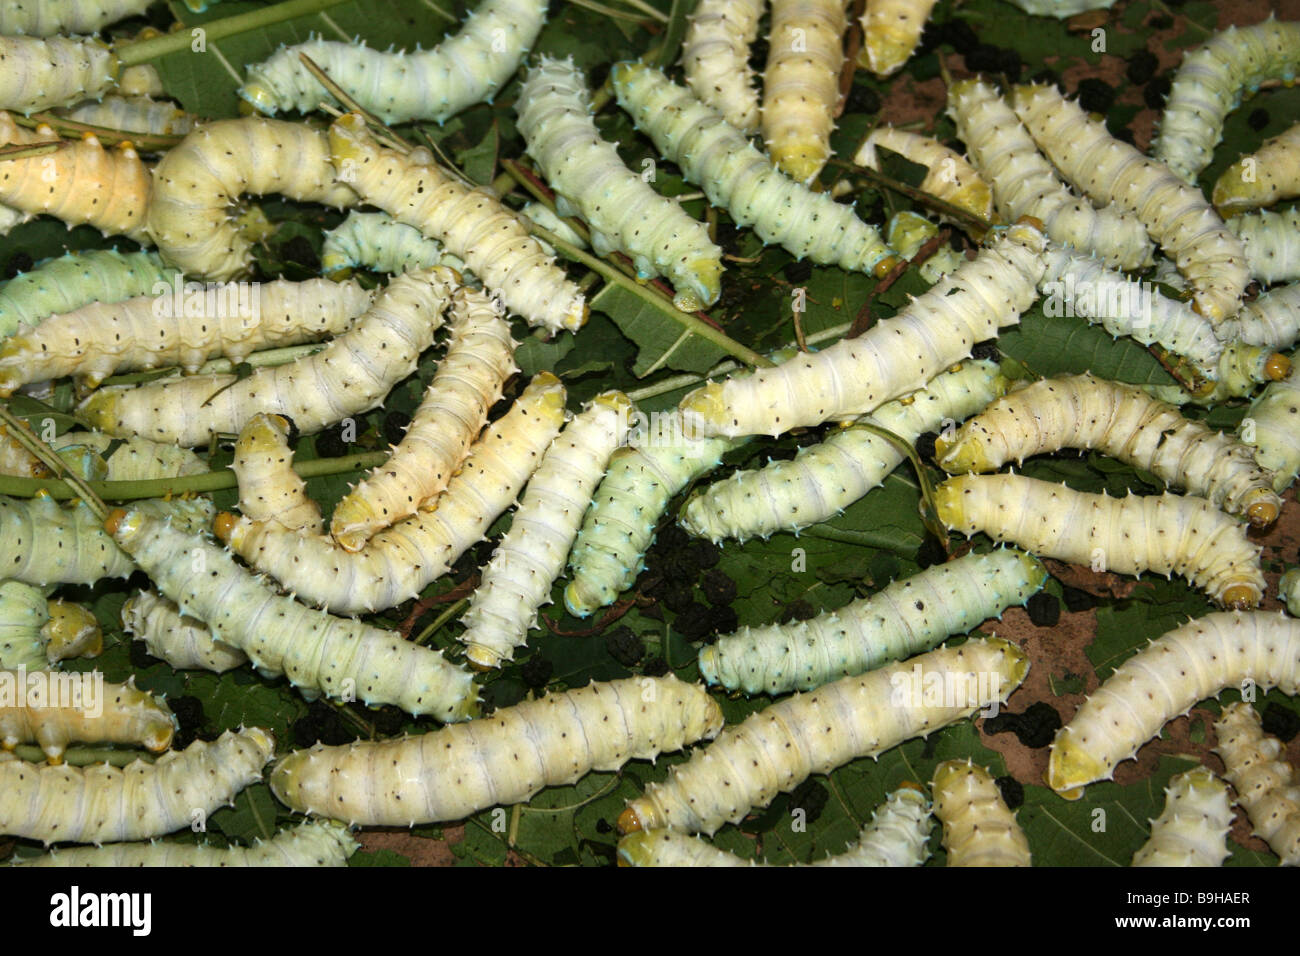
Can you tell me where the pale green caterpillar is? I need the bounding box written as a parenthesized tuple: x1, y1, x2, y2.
(0, 727, 274, 846)
(0, 0, 153, 35)
(680, 0, 765, 133)
(1214, 122, 1300, 214)
(108, 507, 480, 722)
(931, 760, 1030, 867)
(1214, 701, 1300, 866)
(58, 95, 196, 138)
(680, 359, 1006, 544)
(329, 113, 587, 334)
(617, 786, 932, 866)
(1229, 207, 1300, 284)
(1240, 362, 1300, 493)
(78, 267, 460, 446)
(239, 0, 547, 125)
(1131, 767, 1233, 867)
(946, 78, 1153, 270)
(1047, 612, 1300, 797)
(935, 373, 1282, 526)
(885, 212, 968, 283)
(330, 286, 518, 551)
(216, 373, 567, 615)
(935, 474, 1265, 609)
(762, 0, 846, 184)
(1235, 282, 1300, 349)
(517, 57, 723, 312)
(1153, 17, 1300, 184)
(232, 414, 323, 536)
(459, 391, 633, 669)
(619, 637, 1028, 835)
(0, 36, 118, 114)
(0, 582, 53, 671)
(860, 0, 939, 76)
(121, 590, 248, 674)
(611, 61, 897, 278)
(855, 128, 994, 223)
(677, 219, 1045, 439)
(270, 676, 723, 827)
(321, 211, 463, 277)
(1143, 342, 1287, 407)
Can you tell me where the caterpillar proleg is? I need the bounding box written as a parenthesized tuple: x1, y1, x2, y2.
(1214, 122, 1300, 214)
(1213, 701, 1300, 865)
(232, 414, 323, 536)
(1229, 207, 1300, 284)
(321, 211, 462, 277)
(619, 637, 1028, 835)
(859, 0, 939, 76)
(0, 0, 154, 36)
(1131, 766, 1233, 867)
(270, 676, 723, 827)
(855, 128, 994, 223)
(0, 37, 117, 114)
(680, 0, 765, 133)
(1240, 363, 1300, 493)
(121, 590, 248, 674)
(931, 760, 1031, 866)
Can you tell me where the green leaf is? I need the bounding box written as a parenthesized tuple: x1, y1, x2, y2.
(591, 282, 727, 377)
(998, 308, 1178, 385)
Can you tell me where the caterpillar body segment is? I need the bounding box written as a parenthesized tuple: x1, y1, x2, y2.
(1235, 283, 1300, 349)
(0, 36, 118, 115)
(232, 414, 323, 536)
(58, 95, 196, 138)
(1131, 767, 1233, 867)
(0, 581, 50, 671)
(0, 673, 174, 762)
(321, 211, 463, 276)
(999, 0, 1116, 17)
(1213, 701, 1300, 865)
(1229, 207, 1300, 284)
(931, 760, 1030, 866)
(1214, 122, 1300, 214)
(681, 0, 766, 132)
(1144, 342, 1287, 408)
(885, 211, 969, 282)
(1241, 363, 1300, 493)
(0, 0, 154, 36)
(859, 0, 939, 76)
(42, 600, 102, 663)
(855, 127, 994, 222)
(121, 590, 248, 674)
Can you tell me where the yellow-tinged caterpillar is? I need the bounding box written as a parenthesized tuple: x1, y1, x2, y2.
(1131, 767, 1233, 867)
(931, 760, 1030, 866)
(885, 211, 968, 282)
(42, 600, 101, 663)
(1241, 362, 1300, 493)
(1143, 343, 1288, 408)
(231, 414, 322, 536)
(859, 0, 939, 76)
(1229, 207, 1300, 284)
(855, 128, 993, 223)
(121, 590, 248, 674)
(1213, 701, 1300, 865)
(1214, 122, 1300, 214)
(0, 36, 117, 114)
(681, 0, 766, 133)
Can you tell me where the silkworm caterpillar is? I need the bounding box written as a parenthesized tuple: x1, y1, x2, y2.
(77, 267, 460, 446)
(931, 760, 1031, 866)
(459, 391, 633, 669)
(216, 373, 567, 614)
(1011, 83, 1249, 324)
(1046, 612, 1300, 796)
(859, 0, 939, 77)
(698, 548, 1045, 696)
(617, 785, 933, 866)
(1, 430, 208, 484)
(0, 0, 153, 36)
(1144, 343, 1287, 408)
(0, 249, 176, 341)
(1241, 363, 1300, 493)
(1235, 282, 1300, 349)
(611, 61, 897, 277)
(680, 0, 765, 133)
(564, 413, 743, 618)
(0, 36, 118, 114)
(517, 57, 724, 312)
(1131, 766, 1233, 867)
(57, 95, 196, 139)
(0, 672, 174, 762)
(1214, 122, 1300, 214)
(1038, 243, 1222, 375)
(1213, 701, 1300, 865)
(680, 359, 1006, 543)
(761, 0, 846, 184)
(0, 277, 375, 394)
(42, 600, 102, 663)
(619, 636, 1028, 835)
(108, 508, 480, 721)
(855, 128, 994, 223)
(270, 675, 723, 827)
(1153, 17, 1300, 184)
(14, 821, 358, 867)
(239, 0, 547, 125)
(121, 590, 248, 674)
(0, 727, 274, 846)
(321, 211, 462, 277)
(329, 113, 587, 334)
(677, 218, 1045, 439)
(936, 474, 1265, 609)
(0, 204, 33, 239)
(231, 414, 322, 536)
(1229, 207, 1300, 284)
(885, 211, 968, 283)
(946, 78, 1153, 270)
(147, 117, 359, 281)
(935, 373, 1282, 526)
(0, 582, 51, 671)
(331, 287, 518, 551)
(0, 113, 150, 243)
(998, 0, 1115, 16)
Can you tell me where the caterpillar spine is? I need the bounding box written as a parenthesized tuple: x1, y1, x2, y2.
(1213, 701, 1300, 866)
(931, 760, 1031, 866)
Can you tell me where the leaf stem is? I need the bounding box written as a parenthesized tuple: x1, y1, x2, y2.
(0, 403, 107, 518)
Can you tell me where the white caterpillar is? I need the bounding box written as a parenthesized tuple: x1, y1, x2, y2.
(611, 61, 897, 277)
(321, 211, 462, 277)
(885, 211, 969, 282)
(331, 287, 517, 550)
(329, 113, 586, 334)
(1214, 122, 1300, 214)
(1131, 766, 1234, 867)
(121, 590, 248, 674)
(13, 821, 358, 867)
(231, 414, 322, 536)
(108, 507, 480, 721)
(217, 373, 567, 614)
(43, 600, 101, 663)
(1011, 83, 1249, 324)
(565, 413, 743, 618)
(931, 759, 1030, 867)
(761, 0, 846, 184)
(1213, 701, 1300, 866)
(517, 57, 724, 312)
(1153, 18, 1300, 184)
(1241, 363, 1300, 493)
(1229, 207, 1300, 284)
(677, 218, 1045, 439)
(935, 373, 1282, 526)
(0, 581, 52, 671)
(77, 267, 460, 446)
(859, 0, 939, 77)
(617, 785, 932, 866)
(1046, 612, 1300, 796)
(0, 672, 174, 762)
(459, 391, 633, 669)
(619, 637, 1028, 835)
(0, 113, 150, 243)
(998, 0, 1115, 16)
(0, 727, 274, 846)
(57, 95, 196, 138)
(53, 432, 207, 483)
(936, 474, 1265, 609)
(699, 548, 1046, 696)
(680, 0, 766, 133)
(270, 676, 724, 827)
(0, 277, 375, 394)
(147, 117, 359, 281)
(681, 359, 1006, 543)
(1039, 243, 1222, 375)
(0, 0, 153, 35)
(946, 78, 1153, 270)
(239, 0, 547, 125)
(855, 127, 994, 223)
(0, 36, 117, 114)
(1235, 282, 1300, 349)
